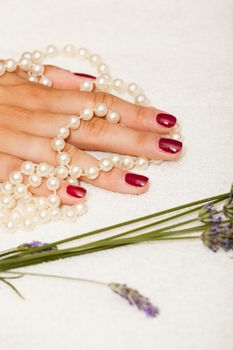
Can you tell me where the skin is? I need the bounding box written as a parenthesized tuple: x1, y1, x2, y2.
(0, 64, 182, 204)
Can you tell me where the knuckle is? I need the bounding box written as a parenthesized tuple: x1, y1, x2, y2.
(81, 117, 107, 144)
(65, 143, 82, 162)
(92, 91, 114, 109)
(135, 106, 147, 126)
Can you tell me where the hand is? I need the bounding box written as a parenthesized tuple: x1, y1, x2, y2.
(0, 64, 182, 204)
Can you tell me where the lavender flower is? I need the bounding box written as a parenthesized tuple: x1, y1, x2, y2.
(201, 224, 233, 252)
(199, 203, 222, 224)
(223, 185, 233, 219)
(18, 240, 57, 253)
(108, 283, 159, 317)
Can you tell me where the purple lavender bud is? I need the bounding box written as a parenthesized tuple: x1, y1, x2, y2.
(199, 203, 222, 223)
(18, 240, 57, 253)
(108, 283, 159, 318)
(202, 224, 233, 252)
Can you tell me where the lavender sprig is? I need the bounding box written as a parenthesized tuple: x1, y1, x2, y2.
(201, 223, 233, 252)
(108, 283, 159, 317)
(198, 203, 222, 223)
(223, 185, 233, 219)
(18, 241, 57, 253)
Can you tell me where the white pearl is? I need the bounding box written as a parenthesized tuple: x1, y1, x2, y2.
(39, 76, 52, 87)
(46, 176, 60, 191)
(75, 202, 88, 216)
(63, 207, 76, 222)
(45, 45, 59, 57)
(34, 196, 48, 209)
(94, 103, 108, 117)
(112, 78, 125, 92)
(106, 111, 120, 123)
(36, 162, 50, 177)
(135, 94, 147, 105)
(110, 154, 122, 167)
(5, 220, 17, 232)
(32, 50, 44, 63)
(98, 63, 109, 74)
(23, 217, 36, 230)
(1, 195, 15, 209)
(99, 158, 113, 172)
(18, 57, 32, 71)
(69, 165, 82, 179)
(122, 156, 135, 170)
(10, 209, 21, 223)
(90, 54, 101, 65)
(1, 182, 14, 194)
(9, 171, 23, 184)
(5, 59, 17, 72)
(78, 48, 89, 59)
(21, 52, 32, 60)
(39, 209, 50, 223)
(51, 137, 65, 151)
(128, 83, 139, 96)
(24, 203, 37, 216)
(86, 166, 99, 179)
(58, 126, 70, 139)
(57, 152, 71, 165)
(101, 73, 111, 82)
(31, 63, 44, 76)
(14, 184, 27, 198)
(96, 76, 108, 90)
(135, 157, 149, 169)
(48, 194, 60, 207)
(80, 107, 94, 121)
(80, 80, 94, 92)
(21, 192, 33, 202)
(69, 115, 80, 129)
(63, 44, 76, 56)
(48, 165, 56, 177)
(0, 63, 6, 76)
(56, 165, 69, 179)
(49, 207, 61, 220)
(28, 174, 42, 187)
(21, 161, 35, 175)
(28, 75, 38, 83)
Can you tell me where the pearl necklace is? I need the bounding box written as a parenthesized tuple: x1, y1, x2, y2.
(0, 44, 182, 232)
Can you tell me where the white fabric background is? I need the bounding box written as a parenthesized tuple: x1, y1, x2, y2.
(0, 0, 232, 349)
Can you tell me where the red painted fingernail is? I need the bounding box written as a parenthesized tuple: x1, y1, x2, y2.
(156, 113, 177, 128)
(66, 185, 87, 198)
(125, 173, 149, 187)
(159, 138, 182, 154)
(73, 72, 96, 79)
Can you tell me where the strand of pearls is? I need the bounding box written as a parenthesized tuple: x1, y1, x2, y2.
(0, 44, 182, 232)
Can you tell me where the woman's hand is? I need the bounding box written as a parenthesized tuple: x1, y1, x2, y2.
(0, 64, 182, 204)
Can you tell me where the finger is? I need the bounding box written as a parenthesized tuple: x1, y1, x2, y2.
(0, 152, 86, 205)
(0, 128, 149, 194)
(0, 106, 182, 161)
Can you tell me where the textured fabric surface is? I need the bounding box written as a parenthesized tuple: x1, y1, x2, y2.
(0, 0, 232, 349)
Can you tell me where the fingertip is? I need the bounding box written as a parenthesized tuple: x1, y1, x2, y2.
(58, 183, 87, 204)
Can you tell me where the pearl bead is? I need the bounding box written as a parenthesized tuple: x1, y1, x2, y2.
(56, 165, 69, 179)
(78, 48, 89, 59)
(23, 217, 36, 230)
(128, 83, 139, 96)
(86, 166, 99, 179)
(21, 52, 32, 60)
(57, 152, 71, 165)
(34, 196, 48, 209)
(49, 207, 61, 220)
(63, 206, 76, 222)
(21, 192, 33, 202)
(80, 80, 94, 92)
(1, 182, 14, 194)
(9, 171, 23, 184)
(10, 209, 21, 223)
(110, 154, 122, 167)
(31, 63, 44, 76)
(94, 103, 108, 117)
(0, 63, 6, 76)
(69, 115, 81, 129)
(80, 107, 94, 121)
(5, 220, 16, 232)
(106, 111, 120, 123)
(96, 76, 108, 90)
(112, 78, 125, 92)
(75, 202, 88, 216)
(46, 176, 60, 191)
(51, 137, 65, 151)
(48, 194, 60, 207)
(24, 203, 37, 216)
(135, 94, 147, 105)
(21, 161, 35, 175)
(99, 158, 113, 172)
(36, 162, 50, 177)
(28, 75, 38, 83)
(5, 59, 17, 72)
(32, 50, 44, 63)
(63, 44, 76, 56)
(90, 54, 101, 65)
(18, 57, 32, 71)
(98, 63, 109, 74)
(58, 126, 70, 139)
(101, 73, 111, 82)
(28, 174, 42, 187)
(45, 45, 59, 57)
(69, 165, 82, 179)
(14, 184, 27, 198)
(122, 156, 135, 170)
(39, 209, 50, 223)
(135, 157, 149, 169)
(39, 76, 52, 87)
(1, 195, 15, 209)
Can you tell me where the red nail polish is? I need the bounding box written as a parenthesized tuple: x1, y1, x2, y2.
(156, 113, 176, 128)
(73, 72, 96, 79)
(66, 185, 87, 198)
(159, 138, 182, 154)
(125, 173, 149, 187)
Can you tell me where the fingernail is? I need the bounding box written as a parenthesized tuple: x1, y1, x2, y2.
(73, 72, 96, 79)
(159, 138, 183, 154)
(66, 185, 87, 198)
(156, 113, 177, 128)
(125, 173, 149, 187)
